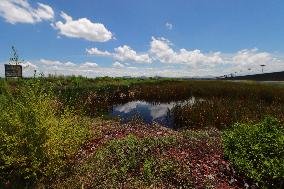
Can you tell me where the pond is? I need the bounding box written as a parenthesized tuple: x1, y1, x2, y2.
(111, 97, 198, 127)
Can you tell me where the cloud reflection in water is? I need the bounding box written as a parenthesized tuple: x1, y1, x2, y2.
(112, 97, 197, 127)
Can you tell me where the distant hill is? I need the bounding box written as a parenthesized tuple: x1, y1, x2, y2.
(220, 71, 284, 81)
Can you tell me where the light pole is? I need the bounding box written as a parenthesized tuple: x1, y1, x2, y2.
(260, 65, 266, 73)
(248, 68, 251, 75)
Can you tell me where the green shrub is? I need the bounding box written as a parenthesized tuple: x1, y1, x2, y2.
(222, 117, 284, 188)
(0, 81, 92, 186)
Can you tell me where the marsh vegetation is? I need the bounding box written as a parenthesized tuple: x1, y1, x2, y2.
(0, 77, 283, 188)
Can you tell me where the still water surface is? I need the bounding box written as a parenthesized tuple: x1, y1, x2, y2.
(111, 97, 198, 127)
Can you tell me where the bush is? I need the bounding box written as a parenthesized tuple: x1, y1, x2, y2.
(222, 117, 284, 188)
(0, 81, 92, 187)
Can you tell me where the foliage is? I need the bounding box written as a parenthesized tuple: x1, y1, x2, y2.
(0, 80, 92, 187)
(1, 77, 284, 188)
(54, 78, 284, 120)
(172, 97, 284, 129)
(2, 77, 284, 119)
(52, 134, 194, 188)
(222, 117, 284, 188)
(50, 126, 230, 189)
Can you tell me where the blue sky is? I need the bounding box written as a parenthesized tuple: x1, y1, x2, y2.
(0, 0, 284, 77)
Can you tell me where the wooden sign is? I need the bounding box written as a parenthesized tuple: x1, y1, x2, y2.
(5, 64, 22, 78)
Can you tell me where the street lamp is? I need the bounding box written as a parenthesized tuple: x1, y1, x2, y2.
(260, 65, 266, 73)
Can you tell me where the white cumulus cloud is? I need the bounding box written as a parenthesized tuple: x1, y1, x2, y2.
(223, 48, 280, 74)
(35, 3, 54, 21)
(114, 45, 152, 64)
(85, 37, 283, 74)
(86, 47, 112, 56)
(40, 59, 76, 67)
(21, 61, 37, 69)
(150, 37, 223, 67)
(53, 11, 113, 42)
(86, 45, 152, 64)
(0, 0, 54, 24)
(232, 48, 272, 65)
(80, 62, 99, 68)
(112, 61, 125, 68)
(2, 54, 284, 78)
(165, 22, 173, 30)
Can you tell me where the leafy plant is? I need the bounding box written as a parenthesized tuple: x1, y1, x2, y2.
(53, 134, 192, 188)
(222, 117, 284, 188)
(0, 80, 92, 187)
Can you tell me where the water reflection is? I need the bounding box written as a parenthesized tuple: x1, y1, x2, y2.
(112, 97, 197, 127)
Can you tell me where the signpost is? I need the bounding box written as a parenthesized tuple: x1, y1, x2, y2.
(5, 64, 22, 78)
